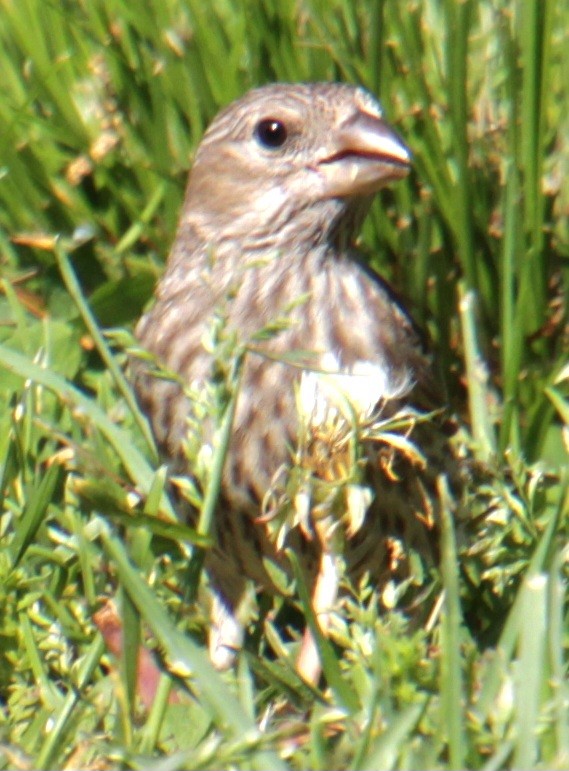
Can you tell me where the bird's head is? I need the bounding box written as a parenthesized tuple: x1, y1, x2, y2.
(182, 82, 411, 254)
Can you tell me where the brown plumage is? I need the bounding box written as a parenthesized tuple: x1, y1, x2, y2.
(134, 82, 455, 678)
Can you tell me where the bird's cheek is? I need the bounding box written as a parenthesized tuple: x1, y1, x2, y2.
(255, 184, 289, 216)
(287, 166, 330, 203)
(222, 184, 290, 233)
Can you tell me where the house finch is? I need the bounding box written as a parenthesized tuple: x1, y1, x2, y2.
(135, 82, 453, 679)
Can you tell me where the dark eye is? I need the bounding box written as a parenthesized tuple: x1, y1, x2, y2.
(254, 118, 288, 148)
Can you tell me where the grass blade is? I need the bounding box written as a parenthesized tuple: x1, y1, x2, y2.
(361, 698, 428, 771)
(512, 574, 547, 770)
(458, 284, 496, 461)
(438, 477, 466, 769)
(54, 242, 158, 461)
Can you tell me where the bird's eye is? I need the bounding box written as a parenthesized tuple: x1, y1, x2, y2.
(254, 118, 288, 149)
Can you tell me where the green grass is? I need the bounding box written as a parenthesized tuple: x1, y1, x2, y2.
(0, 0, 568, 768)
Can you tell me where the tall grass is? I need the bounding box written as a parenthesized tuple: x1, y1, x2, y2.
(0, 1, 567, 768)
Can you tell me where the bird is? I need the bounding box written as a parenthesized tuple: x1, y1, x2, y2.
(134, 82, 455, 682)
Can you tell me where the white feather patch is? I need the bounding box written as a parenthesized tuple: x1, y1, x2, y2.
(298, 352, 412, 428)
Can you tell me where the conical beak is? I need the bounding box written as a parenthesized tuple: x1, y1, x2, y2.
(317, 110, 411, 198)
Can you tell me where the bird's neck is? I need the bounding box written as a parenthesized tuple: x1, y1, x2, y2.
(178, 191, 371, 260)
(157, 197, 373, 316)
